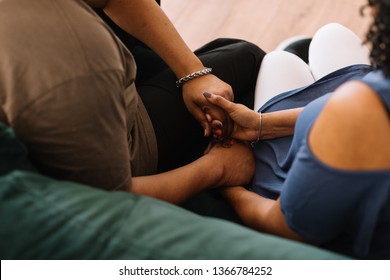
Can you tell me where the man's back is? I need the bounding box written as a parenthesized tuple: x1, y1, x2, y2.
(0, 0, 157, 190)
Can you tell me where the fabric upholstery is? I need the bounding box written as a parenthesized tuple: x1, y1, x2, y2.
(0, 123, 348, 259)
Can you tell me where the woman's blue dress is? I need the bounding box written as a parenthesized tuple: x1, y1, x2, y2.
(252, 65, 390, 259)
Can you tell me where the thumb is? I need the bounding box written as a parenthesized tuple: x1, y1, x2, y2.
(203, 92, 235, 113)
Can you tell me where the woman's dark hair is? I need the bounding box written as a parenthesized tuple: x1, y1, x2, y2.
(364, 0, 390, 77)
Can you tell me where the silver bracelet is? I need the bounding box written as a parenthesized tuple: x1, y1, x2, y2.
(176, 67, 212, 87)
(251, 112, 263, 148)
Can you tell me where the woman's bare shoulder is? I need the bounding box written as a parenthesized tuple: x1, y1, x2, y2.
(308, 80, 390, 171)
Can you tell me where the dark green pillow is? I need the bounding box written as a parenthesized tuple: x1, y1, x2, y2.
(0, 122, 36, 176)
(0, 122, 347, 259)
(0, 170, 348, 260)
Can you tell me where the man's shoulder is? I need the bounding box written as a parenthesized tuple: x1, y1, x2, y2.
(0, 0, 134, 109)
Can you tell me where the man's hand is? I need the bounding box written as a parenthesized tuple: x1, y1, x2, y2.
(182, 74, 234, 137)
(204, 141, 255, 188)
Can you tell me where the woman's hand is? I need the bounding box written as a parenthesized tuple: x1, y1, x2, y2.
(182, 74, 234, 137)
(203, 92, 260, 142)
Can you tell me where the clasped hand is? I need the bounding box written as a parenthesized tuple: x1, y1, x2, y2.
(182, 76, 260, 187)
(182, 73, 260, 142)
(181, 74, 234, 137)
(203, 91, 260, 143)
(203, 140, 255, 188)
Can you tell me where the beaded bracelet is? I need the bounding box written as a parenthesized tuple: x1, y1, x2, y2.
(176, 67, 212, 87)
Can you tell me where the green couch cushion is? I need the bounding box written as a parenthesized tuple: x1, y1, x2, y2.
(0, 122, 348, 259)
(0, 123, 36, 175)
(0, 170, 348, 259)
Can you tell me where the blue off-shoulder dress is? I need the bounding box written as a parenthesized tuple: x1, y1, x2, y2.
(252, 65, 390, 259)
